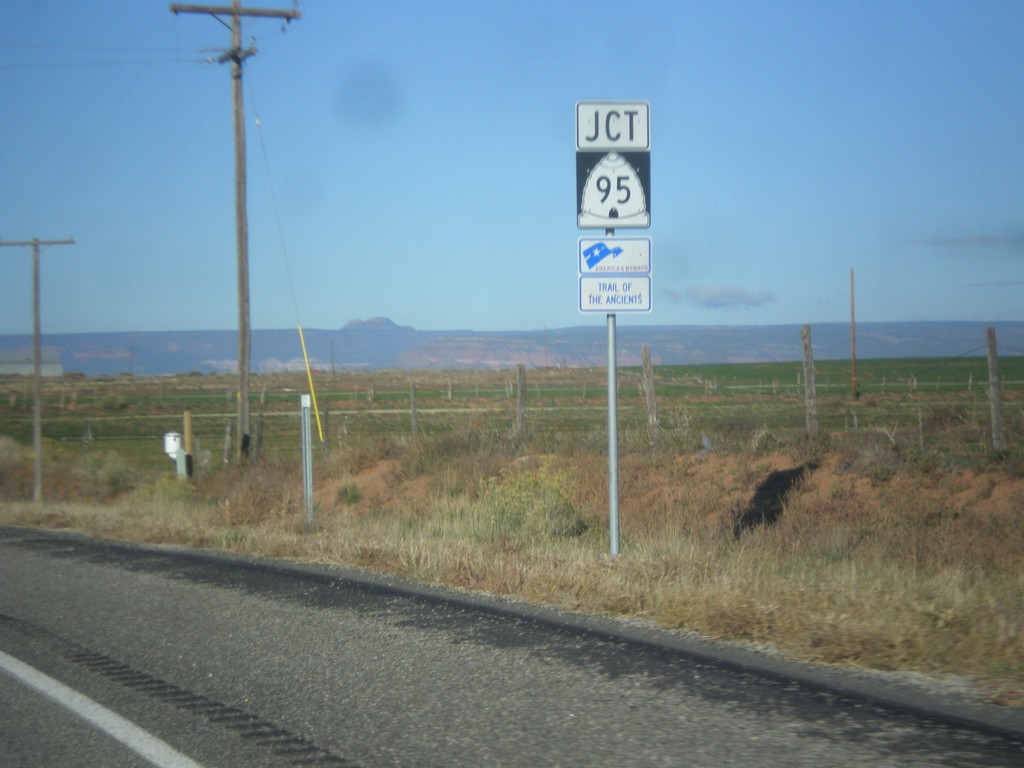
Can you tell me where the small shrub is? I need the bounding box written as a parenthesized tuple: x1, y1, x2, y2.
(750, 427, 781, 454)
(216, 459, 300, 526)
(396, 429, 512, 479)
(97, 394, 128, 414)
(0, 436, 30, 499)
(77, 450, 135, 500)
(853, 443, 901, 484)
(794, 432, 830, 467)
(336, 483, 362, 505)
(388, 430, 511, 495)
(475, 464, 586, 541)
(149, 474, 195, 503)
(0, 435, 22, 470)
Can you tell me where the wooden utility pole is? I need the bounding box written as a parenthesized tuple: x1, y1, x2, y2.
(0, 237, 75, 503)
(170, 0, 300, 461)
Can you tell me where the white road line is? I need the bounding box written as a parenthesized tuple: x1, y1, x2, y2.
(0, 649, 205, 768)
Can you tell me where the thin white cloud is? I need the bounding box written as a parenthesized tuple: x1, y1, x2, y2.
(966, 279, 1024, 288)
(910, 235, 1024, 250)
(666, 284, 776, 309)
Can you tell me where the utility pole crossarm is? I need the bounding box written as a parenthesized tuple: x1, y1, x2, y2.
(170, 4, 300, 21)
(0, 238, 75, 248)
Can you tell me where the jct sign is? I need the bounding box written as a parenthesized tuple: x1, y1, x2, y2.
(576, 103, 649, 151)
(576, 101, 650, 229)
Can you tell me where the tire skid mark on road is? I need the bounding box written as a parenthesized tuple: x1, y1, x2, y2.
(68, 649, 358, 767)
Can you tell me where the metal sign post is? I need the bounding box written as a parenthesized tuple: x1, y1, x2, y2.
(300, 394, 314, 530)
(576, 101, 650, 557)
(606, 305, 620, 557)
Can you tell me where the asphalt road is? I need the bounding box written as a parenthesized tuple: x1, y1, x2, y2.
(1, 526, 1021, 767)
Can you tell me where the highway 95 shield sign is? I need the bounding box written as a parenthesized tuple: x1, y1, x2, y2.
(576, 102, 650, 230)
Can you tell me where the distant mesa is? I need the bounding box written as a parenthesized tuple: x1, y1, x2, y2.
(342, 317, 412, 331)
(1, 321, 1021, 376)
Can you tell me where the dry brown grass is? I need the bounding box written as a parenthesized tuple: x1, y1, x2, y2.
(1, 428, 1022, 707)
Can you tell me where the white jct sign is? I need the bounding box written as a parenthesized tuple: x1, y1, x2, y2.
(576, 102, 650, 151)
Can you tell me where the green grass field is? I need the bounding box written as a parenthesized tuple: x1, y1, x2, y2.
(2, 355, 1021, 475)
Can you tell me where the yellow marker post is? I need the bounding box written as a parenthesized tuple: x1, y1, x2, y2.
(297, 325, 324, 442)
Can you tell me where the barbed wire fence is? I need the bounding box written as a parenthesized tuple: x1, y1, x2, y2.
(0, 328, 1021, 479)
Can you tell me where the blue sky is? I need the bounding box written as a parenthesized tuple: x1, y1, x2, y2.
(1, 0, 1022, 335)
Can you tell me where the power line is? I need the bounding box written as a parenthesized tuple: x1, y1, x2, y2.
(0, 17, 202, 68)
(0, 58, 206, 69)
(248, 74, 300, 323)
(3, 18, 185, 235)
(69, 92, 226, 237)
(249, 72, 324, 443)
(0, 42, 189, 52)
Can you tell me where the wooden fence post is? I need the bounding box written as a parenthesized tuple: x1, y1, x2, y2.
(222, 420, 233, 466)
(987, 327, 1006, 450)
(513, 363, 526, 439)
(410, 380, 418, 438)
(253, 412, 264, 462)
(801, 325, 819, 436)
